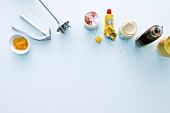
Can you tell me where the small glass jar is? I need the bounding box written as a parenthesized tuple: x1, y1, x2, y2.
(84, 11, 100, 30)
(157, 36, 170, 58)
(119, 21, 137, 39)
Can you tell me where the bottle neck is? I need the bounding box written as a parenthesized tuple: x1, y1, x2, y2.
(151, 26, 163, 38)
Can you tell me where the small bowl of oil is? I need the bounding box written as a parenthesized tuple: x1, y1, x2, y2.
(9, 34, 30, 54)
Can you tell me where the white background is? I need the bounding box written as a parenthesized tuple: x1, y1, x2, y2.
(0, 0, 170, 113)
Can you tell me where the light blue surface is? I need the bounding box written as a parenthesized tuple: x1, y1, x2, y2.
(0, 0, 170, 113)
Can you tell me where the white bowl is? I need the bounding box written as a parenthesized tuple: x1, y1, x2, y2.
(9, 34, 30, 54)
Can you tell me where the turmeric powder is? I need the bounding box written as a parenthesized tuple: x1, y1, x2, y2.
(13, 37, 28, 50)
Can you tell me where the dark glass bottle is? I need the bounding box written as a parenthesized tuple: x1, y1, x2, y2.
(135, 25, 163, 47)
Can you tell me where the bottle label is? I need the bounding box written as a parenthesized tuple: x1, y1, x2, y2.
(106, 18, 113, 27)
(108, 18, 113, 27)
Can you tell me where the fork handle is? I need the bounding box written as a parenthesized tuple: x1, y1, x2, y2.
(19, 14, 45, 32)
(12, 26, 48, 41)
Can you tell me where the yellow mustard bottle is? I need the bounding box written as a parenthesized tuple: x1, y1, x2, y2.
(104, 9, 117, 40)
(105, 9, 114, 28)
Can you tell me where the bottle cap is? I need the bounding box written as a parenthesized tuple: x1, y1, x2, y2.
(107, 9, 112, 14)
(151, 25, 163, 37)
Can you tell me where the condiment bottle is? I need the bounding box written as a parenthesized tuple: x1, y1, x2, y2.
(135, 25, 163, 47)
(105, 9, 114, 28)
(119, 21, 137, 39)
(104, 9, 117, 40)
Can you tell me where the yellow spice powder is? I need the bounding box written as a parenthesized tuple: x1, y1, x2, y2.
(13, 37, 28, 50)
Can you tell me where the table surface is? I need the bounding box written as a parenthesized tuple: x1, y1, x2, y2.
(0, 0, 170, 113)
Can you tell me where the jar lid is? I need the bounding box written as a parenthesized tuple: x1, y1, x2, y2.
(122, 21, 137, 35)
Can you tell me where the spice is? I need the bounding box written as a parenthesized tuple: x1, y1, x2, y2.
(95, 36, 102, 43)
(13, 37, 28, 50)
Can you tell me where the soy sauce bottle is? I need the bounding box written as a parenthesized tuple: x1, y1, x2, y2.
(135, 25, 163, 47)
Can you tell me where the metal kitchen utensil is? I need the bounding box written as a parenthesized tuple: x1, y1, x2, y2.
(39, 0, 71, 34)
(12, 13, 51, 41)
